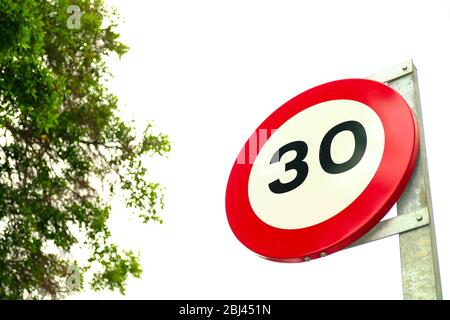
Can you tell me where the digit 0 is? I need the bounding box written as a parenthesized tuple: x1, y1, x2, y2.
(320, 120, 367, 174)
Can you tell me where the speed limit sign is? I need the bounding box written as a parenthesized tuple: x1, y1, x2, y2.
(225, 78, 419, 262)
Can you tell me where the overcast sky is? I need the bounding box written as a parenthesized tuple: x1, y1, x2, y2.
(73, 0, 450, 299)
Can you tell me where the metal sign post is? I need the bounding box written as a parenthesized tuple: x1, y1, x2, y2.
(350, 60, 443, 300)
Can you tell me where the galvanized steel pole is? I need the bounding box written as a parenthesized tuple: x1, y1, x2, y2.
(368, 60, 442, 300)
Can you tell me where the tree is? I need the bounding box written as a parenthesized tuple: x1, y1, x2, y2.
(0, 0, 170, 299)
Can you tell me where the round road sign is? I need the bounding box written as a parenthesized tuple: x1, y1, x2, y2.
(225, 78, 419, 262)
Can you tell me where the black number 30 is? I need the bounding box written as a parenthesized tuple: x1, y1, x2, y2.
(268, 120, 367, 194)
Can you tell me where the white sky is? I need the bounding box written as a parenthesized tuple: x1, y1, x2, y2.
(73, 0, 450, 299)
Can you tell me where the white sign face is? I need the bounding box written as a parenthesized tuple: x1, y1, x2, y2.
(248, 99, 385, 230)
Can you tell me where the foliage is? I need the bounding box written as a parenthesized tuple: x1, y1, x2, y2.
(0, 0, 170, 299)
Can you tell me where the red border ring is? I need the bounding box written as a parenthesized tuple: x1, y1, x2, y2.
(225, 79, 419, 262)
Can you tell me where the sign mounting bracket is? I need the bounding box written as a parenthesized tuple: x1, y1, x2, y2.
(347, 208, 429, 248)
